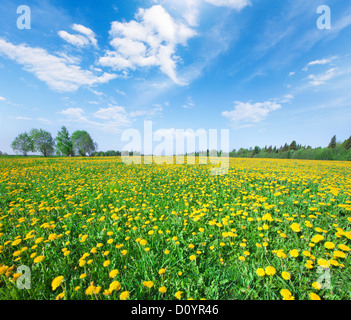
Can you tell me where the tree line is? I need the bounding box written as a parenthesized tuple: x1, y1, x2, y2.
(5, 130, 351, 161)
(10, 127, 97, 157)
(229, 135, 351, 161)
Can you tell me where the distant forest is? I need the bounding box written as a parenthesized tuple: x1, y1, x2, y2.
(2, 129, 351, 161)
(228, 135, 351, 161)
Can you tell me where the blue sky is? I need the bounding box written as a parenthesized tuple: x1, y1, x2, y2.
(1, 0, 351, 154)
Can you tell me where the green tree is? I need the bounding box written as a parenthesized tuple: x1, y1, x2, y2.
(328, 135, 337, 149)
(56, 126, 73, 156)
(343, 136, 351, 150)
(30, 128, 55, 157)
(289, 140, 297, 151)
(11, 132, 34, 156)
(71, 130, 97, 156)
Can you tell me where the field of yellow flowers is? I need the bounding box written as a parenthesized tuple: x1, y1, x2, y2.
(0, 156, 351, 300)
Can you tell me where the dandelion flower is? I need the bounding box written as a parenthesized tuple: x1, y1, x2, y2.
(159, 286, 167, 294)
(51, 276, 64, 291)
(175, 291, 183, 299)
(265, 266, 276, 276)
(120, 291, 130, 300)
(256, 268, 265, 277)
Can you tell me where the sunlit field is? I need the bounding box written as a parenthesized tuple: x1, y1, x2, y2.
(0, 157, 350, 300)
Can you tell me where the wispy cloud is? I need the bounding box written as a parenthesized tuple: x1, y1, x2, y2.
(58, 24, 98, 48)
(307, 67, 338, 86)
(0, 38, 116, 92)
(182, 96, 195, 109)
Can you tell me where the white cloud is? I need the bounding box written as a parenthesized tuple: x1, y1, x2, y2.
(99, 5, 197, 85)
(0, 38, 116, 92)
(0, 96, 5, 101)
(129, 105, 163, 118)
(204, 0, 250, 10)
(58, 24, 98, 48)
(182, 96, 195, 109)
(222, 100, 281, 127)
(37, 117, 53, 124)
(60, 107, 128, 133)
(15, 116, 32, 120)
(158, 0, 251, 26)
(288, 71, 295, 77)
(304, 56, 338, 71)
(308, 68, 337, 86)
(60, 107, 87, 120)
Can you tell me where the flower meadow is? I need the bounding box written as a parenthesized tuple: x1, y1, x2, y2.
(0, 157, 351, 300)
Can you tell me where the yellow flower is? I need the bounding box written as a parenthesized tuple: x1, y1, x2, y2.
(265, 266, 276, 276)
(140, 239, 147, 246)
(109, 269, 119, 278)
(164, 249, 170, 255)
(158, 268, 166, 275)
(56, 292, 65, 300)
(103, 260, 111, 267)
(281, 271, 291, 280)
(324, 242, 335, 249)
(309, 292, 321, 300)
(289, 249, 299, 258)
(317, 258, 330, 268)
(290, 223, 301, 233)
(143, 281, 154, 288)
(333, 251, 346, 259)
(11, 239, 22, 246)
(79, 274, 87, 279)
(312, 282, 322, 290)
(159, 286, 167, 294)
(338, 244, 350, 252)
(51, 276, 64, 290)
(175, 291, 183, 299)
(256, 268, 265, 277)
(103, 289, 113, 296)
(33, 255, 45, 263)
(109, 281, 121, 291)
(280, 289, 293, 300)
(121, 250, 128, 255)
(85, 283, 97, 295)
(189, 255, 196, 261)
(120, 291, 130, 300)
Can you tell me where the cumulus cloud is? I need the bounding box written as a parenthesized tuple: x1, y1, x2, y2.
(98, 5, 197, 85)
(222, 100, 281, 127)
(0, 38, 116, 92)
(58, 24, 98, 48)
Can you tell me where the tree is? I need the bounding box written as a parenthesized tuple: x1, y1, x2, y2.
(56, 126, 73, 156)
(11, 132, 34, 156)
(328, 135, 337, 149)
(30, 128, 55, 157)
(343, 136, 351, 150)
(252, 146, 261, 157)
(71, 130, 97, 156)
(289, 140, 297, 151)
